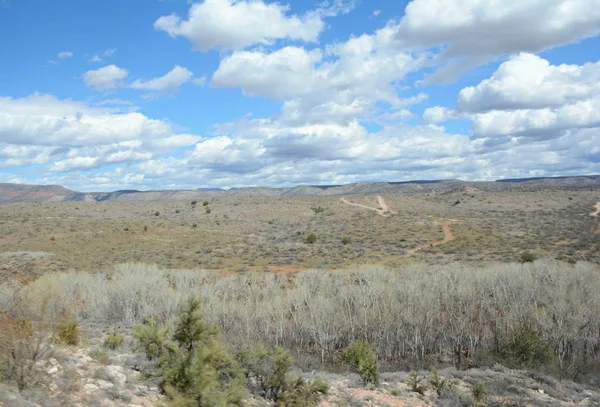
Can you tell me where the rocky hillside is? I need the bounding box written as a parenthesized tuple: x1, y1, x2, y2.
(1, 175, 599, 203)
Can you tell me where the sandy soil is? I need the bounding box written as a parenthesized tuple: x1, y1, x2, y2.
(341, 195, 397, 217)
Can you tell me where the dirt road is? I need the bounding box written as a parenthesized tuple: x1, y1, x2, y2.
(592, 201, 600, 232)
(406, 218, 459, 255)
(340, 196, 397, 217)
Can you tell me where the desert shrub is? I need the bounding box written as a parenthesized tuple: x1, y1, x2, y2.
(203, 201, 209, 206)
(205, 208, 211, 214)
(520, 252, 538, 263)
(430, 368, 450, 396)
(150, 298, 246, 406)
(472, 381, 486, 406)
(305, 233, 317, 244)
(104, 331, 125, 350)
(154, 211, 160, 217)
(236, 345, 327, 405)
(406, 371, 425, 395)
(191, 201, 197, 206)
(311, 206, 325, 214)
(0, 315, 52, 392)
(55, 320, 79, 345)
(134, 318, 169, 361)
(500, 327, 554, 368)
(341, 340, 380, 386)
(341, 236, 352, 245)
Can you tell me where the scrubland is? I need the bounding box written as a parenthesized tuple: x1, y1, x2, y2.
(1, 260, 600, 405)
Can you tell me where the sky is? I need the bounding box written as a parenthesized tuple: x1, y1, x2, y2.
(1, 0, 600, 191)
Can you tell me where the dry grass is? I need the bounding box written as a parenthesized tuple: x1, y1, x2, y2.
(0, 190, 598, 279)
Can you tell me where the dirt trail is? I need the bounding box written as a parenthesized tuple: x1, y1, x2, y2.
(340, 196, 397, 217)
(406, 218, 459, 255)
(591, 201, 600, 232)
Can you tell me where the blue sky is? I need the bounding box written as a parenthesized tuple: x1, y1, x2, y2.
(1, 0, 599, 191)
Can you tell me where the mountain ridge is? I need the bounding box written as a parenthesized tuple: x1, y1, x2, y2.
(1, 175, 599, 203)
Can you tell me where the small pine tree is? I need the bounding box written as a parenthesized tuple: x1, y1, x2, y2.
(472, 381, 487, 406)
(158, 298, 246, 406)
(134, 318, 169, 361)
(406, 371, 425, 395)
(341, 340, 380, 386)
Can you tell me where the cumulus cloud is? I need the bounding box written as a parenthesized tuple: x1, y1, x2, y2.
(393, 0, 600, 81)
(428, 54, 600, 144)
(457, 53, 600, 112)
(0, 94, 200, 171)
(83, 65, 129, 90)
(397, 0, 600, 57)
(154, 0, 333, 51)
(212, 24, 429, 125)
(130, 65, 194, 95)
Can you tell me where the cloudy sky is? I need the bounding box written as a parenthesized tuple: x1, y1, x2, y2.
(1, 0, 599, 191)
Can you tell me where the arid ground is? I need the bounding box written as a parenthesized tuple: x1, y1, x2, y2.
(1, 187, 599, 280)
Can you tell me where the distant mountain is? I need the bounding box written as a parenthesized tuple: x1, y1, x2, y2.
(0, 183, 75, 203)
(0, 175, 598, 204)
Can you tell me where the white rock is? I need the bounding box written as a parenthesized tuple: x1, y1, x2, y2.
(97, 379, 115, 390)
(83, 383, 99, 393)
(47, 366, 59, 375)
(49, 358, 59, 366)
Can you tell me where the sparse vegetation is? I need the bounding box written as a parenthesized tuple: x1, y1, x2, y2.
(406, 371, 425, 395)
(305, 233, 318, 244)
(341, 236, 352, 245)
(520, 251, 538, 263)
(104, 331, 125, 350)
(55, 320, 79, 345)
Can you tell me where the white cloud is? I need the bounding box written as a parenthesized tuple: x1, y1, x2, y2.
(396, 0, 600, 58)
(212, 24, 429, 125)
(83, 65, 129, 90)
(154, 0, 328, 51)
(0, 94, 199, 171)
(130, 65, 194, 94)
(394, 0, 600, 82)
(90, 48, 117, 63)
(429, 54, 600, 144)
(213, 47, 324, 99)
(457, 53, 600, 112)
(58, 51, 73, 59)
(423, 106, 455, 123)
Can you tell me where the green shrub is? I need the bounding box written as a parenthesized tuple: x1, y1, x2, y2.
(203, 201, 209, 206)
(235, 345, 327, 406)
(56, 320, 79, 345)
(134, 318, 169, 361)
(156, 298, 245, 406)
(520, 252, 538, 263)
(305, 233, 317, 244)
(429, 368, 449, 396)
(406, 371, 425, 395)
(472, 381, 486, 406)
(500, 327, 554, 368)
(191, 201, 197, 206)
(341, 340, 380, 386)
(341, 236, 352, 245)
(104, 331, 125, 350)
(154, 211, 160, 217)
